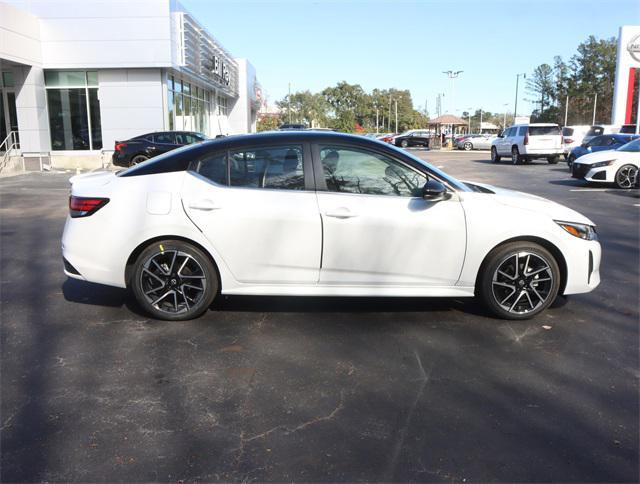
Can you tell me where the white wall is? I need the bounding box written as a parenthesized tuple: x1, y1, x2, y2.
(98, 69, 165, 150)
(229, 59, 257, 134)
(14, 65, 50, 152)
(3, 0, 173, 68)
(0, 2, 42, 66)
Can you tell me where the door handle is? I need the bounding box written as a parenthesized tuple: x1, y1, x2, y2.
(325, 207, 358, 219)
(188, 199, 221, 211)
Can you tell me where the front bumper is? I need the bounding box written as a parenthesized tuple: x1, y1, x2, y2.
(563, 239, 601, 295)
(572, 163, 609, 182)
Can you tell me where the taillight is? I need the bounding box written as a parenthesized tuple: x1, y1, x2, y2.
(524, 132, 529, 145)
(69, 196, 109, 218)
(115, 142, 126, 151)
(565, 138, 573, 144)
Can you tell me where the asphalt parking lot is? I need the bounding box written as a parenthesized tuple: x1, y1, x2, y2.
(1, 151, 638, 482)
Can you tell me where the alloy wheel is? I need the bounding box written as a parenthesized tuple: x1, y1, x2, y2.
(491, 251, 554, 315)
(139, 249, 207, 315)
(615, 165, 638, 189)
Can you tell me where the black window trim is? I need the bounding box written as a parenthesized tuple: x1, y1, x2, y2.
(310, 141, 452, 198)
(188, 141, 315, 192)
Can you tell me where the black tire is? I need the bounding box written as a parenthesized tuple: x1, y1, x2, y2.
(131, 154, 149, 165)
(614, 164, 639, 189)
(511, 146, 521, 165)
(131, 239, 218, 321)
(567, 154, 576, 171)
(463, 142, 473, 151)
(491, 147, 501, 163)
(478, 241, 561, 320)
(547, 155, 559, 164)
(400, 139, 409, 148)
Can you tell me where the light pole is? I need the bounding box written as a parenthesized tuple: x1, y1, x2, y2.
(503, 103, 509, 129)
(375, 107, 379, 134)
(442, 70, 463, 114)
(479, 108, 483, 133)
(467, 107, 472, 134)
(514, 73, 526, 121)
(394, 99, 398, 133)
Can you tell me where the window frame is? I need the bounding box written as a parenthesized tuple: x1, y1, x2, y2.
(188, 142, 315, 192)
(310, 142, 441, 198)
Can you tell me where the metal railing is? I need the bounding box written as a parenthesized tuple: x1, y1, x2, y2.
(0, 131, 20, 173)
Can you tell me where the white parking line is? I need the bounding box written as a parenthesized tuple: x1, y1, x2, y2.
(569, 188, 612, 192)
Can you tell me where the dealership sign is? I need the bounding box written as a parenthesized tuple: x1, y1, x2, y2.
(209, 54, 230, 86)
(628, 33, 640, 62)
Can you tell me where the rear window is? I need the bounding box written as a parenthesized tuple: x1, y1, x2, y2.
(619, 124, 637, 134)
(562, 127, 574, 136)
(586, 126, 604, 137)
(529, 126, 560, 136)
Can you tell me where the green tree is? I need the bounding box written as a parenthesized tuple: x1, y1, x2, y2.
(256, 114, 282, 132)
(526, 63, 555, 121)
(276, 90, 329, 127)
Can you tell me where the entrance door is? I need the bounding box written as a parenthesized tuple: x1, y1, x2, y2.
(0, 89, 18, 145)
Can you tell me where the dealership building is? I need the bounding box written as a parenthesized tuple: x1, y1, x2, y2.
(0, 0, 261, 170)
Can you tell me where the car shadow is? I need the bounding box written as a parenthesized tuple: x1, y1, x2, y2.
(547, 179, 588, 187)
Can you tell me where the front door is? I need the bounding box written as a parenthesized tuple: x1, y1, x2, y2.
(313, 144, 467, 286)
(181, 143, 322, 285)
(0, 88, 18, 145)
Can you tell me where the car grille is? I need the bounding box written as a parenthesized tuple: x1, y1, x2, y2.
(572, 163, 591, 179)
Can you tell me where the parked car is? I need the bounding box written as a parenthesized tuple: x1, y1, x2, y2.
(378, 133, 397, 143)
(457, 134, 497, 151)
(394, 130, 430, 148)
(562, 125, 591, 158)
(112, 131, 207, 167)
(567, 133, 638, 168)
(582, 124, 620, 144)
(571, 138, 640, 188)
(491, 123, 563, 164)
(63, 131, 600, 322)
(619, 124, 638, 134)
(279, 123, 306, 130)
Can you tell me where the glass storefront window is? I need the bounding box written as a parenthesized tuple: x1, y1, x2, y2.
(1, 72, 15, 88)
(45, 70, 102, 150)
(45, 71, 87, 87)
(167, 89, 174, 131)
(184, 95, 192, 130)
(166, 73, 214, 135)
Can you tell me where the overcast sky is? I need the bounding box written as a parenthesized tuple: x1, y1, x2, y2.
(182, 0, 639, 116)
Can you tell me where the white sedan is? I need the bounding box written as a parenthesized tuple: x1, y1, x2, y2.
(571, 138, 639, 188)
(62, 132, 601, 321)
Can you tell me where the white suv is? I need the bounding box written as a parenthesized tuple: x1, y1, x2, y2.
(491, 123, 564, 164)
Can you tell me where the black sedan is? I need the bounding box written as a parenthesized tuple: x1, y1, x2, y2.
(393, 130, 430, 148)
(112, 131, 207, 167)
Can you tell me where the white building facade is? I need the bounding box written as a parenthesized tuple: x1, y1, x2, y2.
(0, 0, 260, 169)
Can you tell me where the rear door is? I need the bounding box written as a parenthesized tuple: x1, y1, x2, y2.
(181, 143, 322, 284)
(150, 132, 180, 156)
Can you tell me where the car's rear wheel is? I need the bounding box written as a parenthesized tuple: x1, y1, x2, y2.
(400, 139, 409, 148)
(567, 154, 576, 171)
(511, 146, 521, 165)
(547, 155, 559, 164)
(132, 240, 218, 321)
(478, 242, 560, 320)
(464, 142, 472, 151)
(614, 164, 638, 189)
(131, 154, 149, 165)
(491, 147, 501, 163)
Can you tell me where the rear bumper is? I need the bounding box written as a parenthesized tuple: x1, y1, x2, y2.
(111, 152, 130, 167)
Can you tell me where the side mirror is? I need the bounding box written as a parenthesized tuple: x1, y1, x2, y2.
(422, 179, 448, 201)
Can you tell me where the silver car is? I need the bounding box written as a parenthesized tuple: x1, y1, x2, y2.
(457, 134, 497, 151)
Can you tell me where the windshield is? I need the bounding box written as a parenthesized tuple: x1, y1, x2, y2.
(617, 138, 640, 152)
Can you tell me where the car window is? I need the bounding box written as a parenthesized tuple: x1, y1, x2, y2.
(529, 126, 560, 136)
(617, 138, 640, 152)
(153, 132, 175, 144)
(518, 127, 527, 136)
(562, 127, 574, 136)
(176, 133, 202, 145)
(586, 126, 604, 137)
(229, 145, 305, 190)
(319, 145, 427, 197)
(587, 136, 606, 147)
(193, 151, 227, 185)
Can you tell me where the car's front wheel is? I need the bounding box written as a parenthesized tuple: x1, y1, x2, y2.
(131, 240, 218, 320)
(491, 147, 501, 163)
(478, 242, 560, 320)
(614, 164, 638, 189)
(567, 154, 576, 171)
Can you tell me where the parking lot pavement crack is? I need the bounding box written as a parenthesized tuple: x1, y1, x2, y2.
(384, 351, 433, 481)
(230, 390, 345, 454)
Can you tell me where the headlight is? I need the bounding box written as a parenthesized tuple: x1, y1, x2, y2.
(590, 160, 614, 168)
(555, 221, 598, 240)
